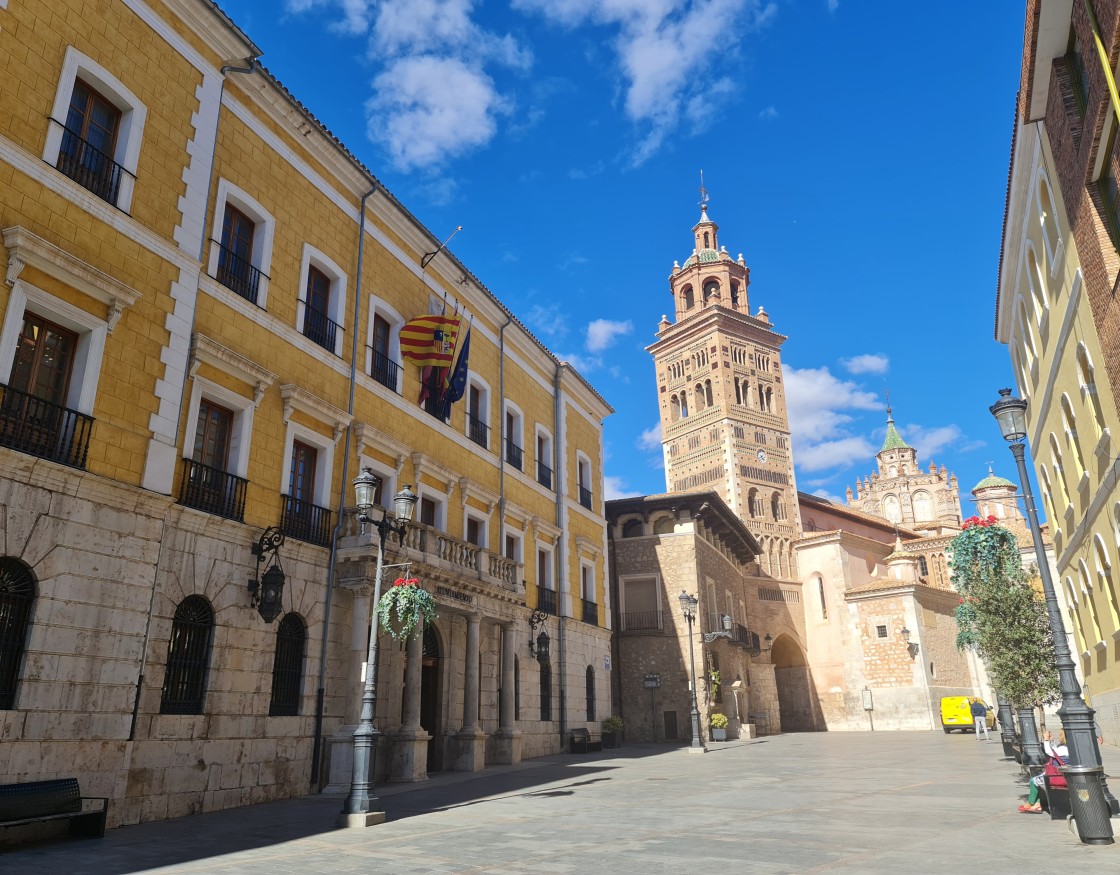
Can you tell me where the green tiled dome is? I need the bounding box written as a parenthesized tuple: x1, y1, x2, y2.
(973, 469, 1015, 491)
(880, 416, 910, 452)
(698, 248, 719, 264)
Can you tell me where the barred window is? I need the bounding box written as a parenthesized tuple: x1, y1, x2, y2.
(540, 662, 552, 721)
(269, 613, 307, 716)
(160, 595, 214, 715)
(514, 656, 520, 721)
(585, 665, 596, 722)
(0, 558, 36, 710)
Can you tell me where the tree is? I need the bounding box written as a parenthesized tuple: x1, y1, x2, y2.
(949, 516, 1059, 709)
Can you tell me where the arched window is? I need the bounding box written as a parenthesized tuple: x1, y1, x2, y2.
(694, 383, 706, 411)
(734, 378, 743, 406)
(1061, 394, 1086, 478)
(1018, 300, 1037, 371)
(621, 519, 644, 538)
(540, 662, 552, 721)
(1050, 435, 1071, 509)
(1038, 176, 1060, 277)
(1077, 345, 1106, 441)
(0, 558, 36, 709)
(888, 465, 898, 478)
(1094, 536, 1120, 630)
(913, 491, 932, 521)
(160, 595, 214, 715)
(269, 612, 307, 716)
(884, 495, 901, 523)
(747, 488, 760, 518)
(704, 380, 713, 407)
(585, 666, 596, 722)
(771, 492, 783, 521)
(682, 287, 694, 309)
(1078, 560, 1104, 643)
(1039, 465, 1056, 521)
(730, 282, 739, 307)
(816, 575, 827, 619)
(670, 394, 681, 422)
(654, 516, 675, 535)
(703, 280, 719, 301)
(918, 556, 929, 576)
(1026, 246, 1047, 324)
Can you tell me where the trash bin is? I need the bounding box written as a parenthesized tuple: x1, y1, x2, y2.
(1062, 764, 1115, 846)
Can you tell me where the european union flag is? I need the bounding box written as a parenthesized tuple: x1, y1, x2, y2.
(444, 327, 471, 407)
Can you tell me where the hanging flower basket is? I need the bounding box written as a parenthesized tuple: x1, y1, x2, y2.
(377, 577, 437, 639)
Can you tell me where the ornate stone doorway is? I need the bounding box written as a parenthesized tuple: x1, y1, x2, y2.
(420, 625, 443, 772)
(771, 634, 819, 732)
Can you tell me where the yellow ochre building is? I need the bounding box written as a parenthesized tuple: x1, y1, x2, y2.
(0, 0, 612, 826)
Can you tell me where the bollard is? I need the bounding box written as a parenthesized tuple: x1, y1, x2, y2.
(1063, 764, 1114, 846)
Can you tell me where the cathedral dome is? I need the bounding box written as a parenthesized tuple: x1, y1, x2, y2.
(972, 469, 1015, 492)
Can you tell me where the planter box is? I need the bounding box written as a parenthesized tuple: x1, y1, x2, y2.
(712, 728, 727, 741)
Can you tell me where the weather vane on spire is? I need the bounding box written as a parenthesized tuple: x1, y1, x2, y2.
(699, 169, 709, 212)
(885, 387, 892, 419)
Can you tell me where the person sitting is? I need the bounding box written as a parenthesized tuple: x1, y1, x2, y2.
(1019, 729, 1068, 813)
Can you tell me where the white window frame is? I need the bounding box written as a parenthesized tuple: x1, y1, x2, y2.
(504, 401, 525, 467)
(503, 527, 524, 565)
(365, 295, 405, 393)
(358, 454, 396, 512)
(0, 281, 108, 415)
(296, 244, 348, 357)
(535, 425, 554, 485)
(465, 374, 492, 444)
(618, 573, 662, 616)
(183, 377, 255, 478)
(207, 178, 276, 308)
(580, 561, 596, 603)
(418, 485, 447, 532)
(44, 47, 147, 213)
(279, 422, 335, 509)
(463, 506, 490, 549)
(536, 543, 555, 591)
(576, 451, 592, 494)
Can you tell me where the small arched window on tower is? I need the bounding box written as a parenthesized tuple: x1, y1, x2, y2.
(693, 384, 705, 412)
(758, 386, 773, 413)
(682, 286, 694, 309)
(734, 378, 743, 406)
(771, 492, 783, 521)
(747, 488, 760, 518)
(704, 280, 719, 302)
(704, 380, 713, 407)
(703, 232, 710, 248)
(670, 394, 681, 422)
(730, 282, 739, 308)
(913, 491, 932, 521)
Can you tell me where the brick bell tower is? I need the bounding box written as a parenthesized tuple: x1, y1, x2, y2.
(646, 192, 801, 579)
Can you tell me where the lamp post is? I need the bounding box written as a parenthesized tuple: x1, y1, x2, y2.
(341, 469, 418, 827)
(678, 591, 703, 751)
(990, 389, 1117, 838)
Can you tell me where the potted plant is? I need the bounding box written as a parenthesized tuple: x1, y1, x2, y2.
(710, 712, 729, 741)
(601, 715, 623, 748)
(376, 577, 437, 639)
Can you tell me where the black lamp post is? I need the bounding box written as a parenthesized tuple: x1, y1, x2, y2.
(678, 591, 703, 751)
(341, 469, 418, 826)
(990, 388, 1117, 840)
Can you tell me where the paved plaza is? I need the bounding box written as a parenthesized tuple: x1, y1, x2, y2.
(5, 731, 1119, 874)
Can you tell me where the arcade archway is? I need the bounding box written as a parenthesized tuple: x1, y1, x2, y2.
(771, 634, 819, 732)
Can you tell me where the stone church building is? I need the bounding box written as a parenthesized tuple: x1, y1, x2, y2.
(609, 199, 994, 737)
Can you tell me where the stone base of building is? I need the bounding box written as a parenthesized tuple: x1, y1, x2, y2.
(323, 725, 358, 794)
(453, 729, 488, 771)
(491, 728, 522, 765)
(389, 728, 430, 782)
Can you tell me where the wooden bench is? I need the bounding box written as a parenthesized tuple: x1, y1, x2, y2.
(569, 727, 602, 754)
(1040, 774, 1071, 821)
(0, 778, 108, 844)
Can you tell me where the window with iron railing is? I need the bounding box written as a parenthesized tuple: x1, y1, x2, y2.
(467, 412, 489, 449)
(300, 298, 340, 354)
(269, 613, 306, 716)
(368, 346, 400, 393)
(281, 494, 333, 547)
(581, 598, 598, 625)
(177, 458, 248, 521)
(579, 485, 592, 510)
(213, 238, 264, 304)
(537, 460, 553, 490)
(536, 585, 558, 616)
(160, 595, 214, 715)
(505, 438, 523, 470)
(56, 80, 125, 205)
(620, 610, 663, 632)
(0, 383, 93, 469)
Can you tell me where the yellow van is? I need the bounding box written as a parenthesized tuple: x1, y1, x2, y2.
(940, 696, 996, 734)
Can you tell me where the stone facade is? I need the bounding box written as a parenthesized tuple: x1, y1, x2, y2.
(0, 0, 611, 827)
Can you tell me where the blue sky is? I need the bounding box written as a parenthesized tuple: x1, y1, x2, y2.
(219, 0, 1029, 517)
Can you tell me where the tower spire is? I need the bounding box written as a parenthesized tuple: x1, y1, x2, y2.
(698, 168, 709, 217)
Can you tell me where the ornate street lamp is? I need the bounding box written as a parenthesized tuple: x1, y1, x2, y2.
(990, 388, 1116, 841)
(341, 470, 418, 827)
(678, 591, 703, 751)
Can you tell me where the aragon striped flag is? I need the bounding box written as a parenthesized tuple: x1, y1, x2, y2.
(399, 314, 461, 367)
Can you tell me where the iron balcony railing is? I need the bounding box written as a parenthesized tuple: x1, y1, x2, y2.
(536, 585, 558, 616)
(578, 484, 593, 510)
(281, 494, 334, 547)
(505, 439, 523, 470)
(620, 610, 663, 632)
(212, 239, 266, 305)
(54, 122, 126, 205)
(0, 383, 93, 469)
(300, 299, 341, 354)
(368, 347, 400, 393)
(537, 460, 553, 490)
(581, 598, 598, 625)
(467, 413, 489, 449)
(177, 458, 247, 522)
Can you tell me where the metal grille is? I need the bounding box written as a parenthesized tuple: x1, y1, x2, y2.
(540, 663, 552, 722)
(0, 383, 93, 469)
(160, 596, 214, 715)
(269, 613, 306, 716)
(368, 347, 400, 393)
(585, 666, 595, 722)
(579, 485, 593, 510)
(55, 124, 124, 205)
(177, 458, 247, 521)
(581, 598, 598, 625)
(281, 495, 333, 547)
(505, 439, 523, 470)
(537, 461, 552, 489)
(467, 413, 489, 449)
(213, 240, 265, 305)
(0, 559, 36, 710)
(300, 300, 341, 354)
(536, 586, 558, 616)
(620, 610, 662, 632)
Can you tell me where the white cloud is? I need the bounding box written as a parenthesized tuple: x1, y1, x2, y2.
(586, 318, 633, 352)
(841, 353, 889, 375)
(900, 423, 964, 462)
(827, 0, 839, 12)
(811, 488, 845, 504)
(637, 423, 662, 452)
(796, 436, 877, 472)
(513, 0, 778, 165)
(604, 474, 642, 500)
(557, 351, 601, 373)
(525, 303, 570, 340)
(784, 365, 880, 443)
(758, 105, 779, 120)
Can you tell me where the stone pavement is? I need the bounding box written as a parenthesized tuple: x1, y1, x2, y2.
(4, 731, 1119, 874)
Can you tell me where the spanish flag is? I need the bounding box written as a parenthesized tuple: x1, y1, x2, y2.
(399, 314, 461, 367)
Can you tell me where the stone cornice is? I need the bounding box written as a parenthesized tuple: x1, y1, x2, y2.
(279, 384, 352, 441)
(411, 452, 461, 492)
(459, 477, 499, 512)
(190, 334, 276, 407)
(354, 423, 410, 474)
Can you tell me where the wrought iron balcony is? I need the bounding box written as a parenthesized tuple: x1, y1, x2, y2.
(281, 494, 333, 547)
(55, 123, 125, 205)
(536, 585, 558, 616)
(505, 439, 523, 470)
(578, 484, 592, 510)
(581, 598, 598, 625)
(537, 460, 553, 490)
(300, 299, 341, 354)
(212, 239, 265, 305)
(368, 347, 400, 393)
(467, 413, 489, 449)
(177, 458, 247, 521)
(0, 383, 93, 469)
(620, 610, 663, 632)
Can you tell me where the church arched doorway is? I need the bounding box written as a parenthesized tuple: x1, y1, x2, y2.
(420, 624, 444, 772)
(771, 634, 818, 732)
